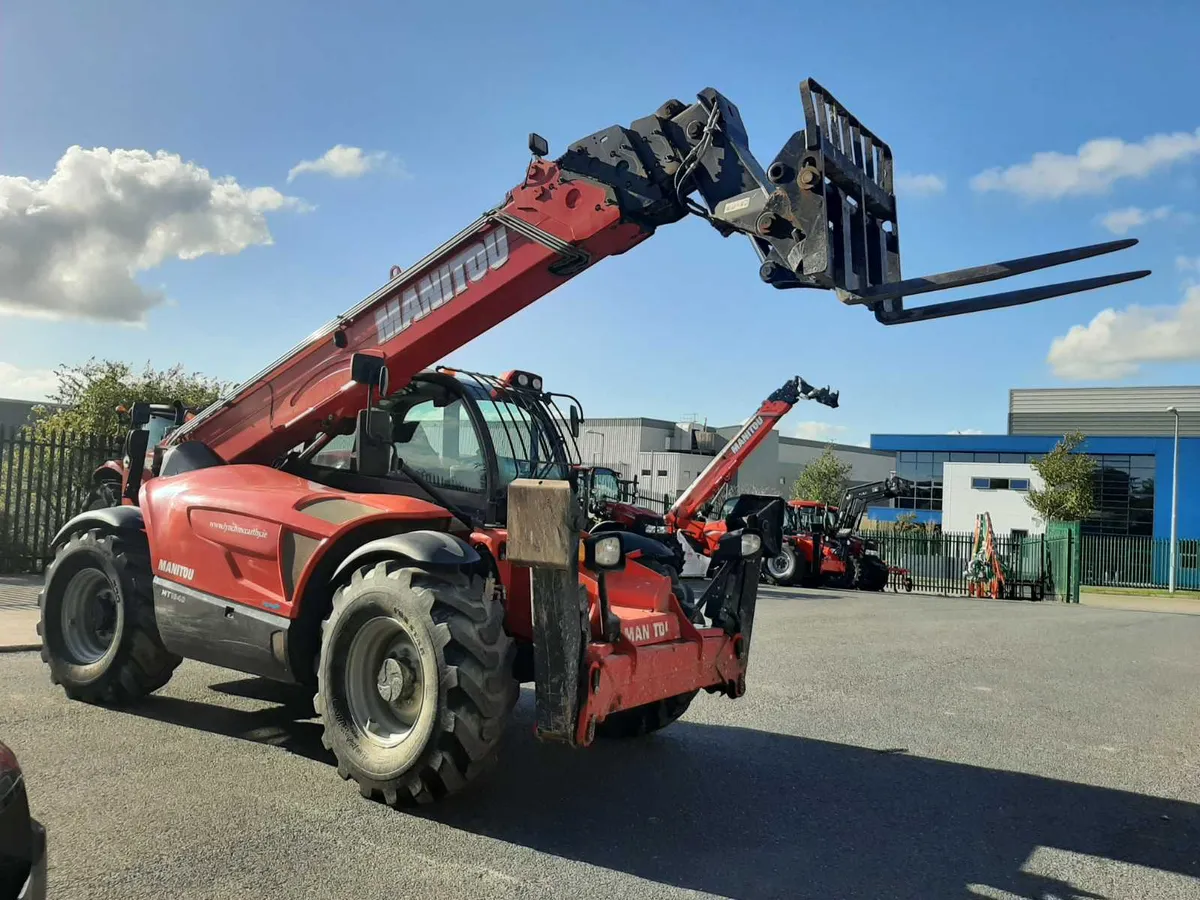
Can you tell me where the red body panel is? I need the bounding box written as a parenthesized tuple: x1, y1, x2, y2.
(602, 500, 661, 528)
(141, 465, 450, 617)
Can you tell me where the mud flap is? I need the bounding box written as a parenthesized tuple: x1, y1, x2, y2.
(506, 478, 590, 745)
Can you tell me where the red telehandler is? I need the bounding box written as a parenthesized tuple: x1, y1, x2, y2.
(581, 374, 838, 576)
(38, 78, 1147, 806)
(656, 374, 839, 561)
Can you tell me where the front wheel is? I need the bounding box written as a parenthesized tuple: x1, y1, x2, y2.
(315, 562, 518, 806)
(764, 544, 801, 586)
(38, 529, 180, 703)
(595, 690, 697, 739)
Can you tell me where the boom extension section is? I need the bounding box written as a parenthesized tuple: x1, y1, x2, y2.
(665, 376, 838, 535)
(835, 472, 916, 536)
(165, 77, 1148, 469)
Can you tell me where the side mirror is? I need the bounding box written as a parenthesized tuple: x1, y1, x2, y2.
(351, 352, 386, 387)
(569, 404, 581, 439)
(352, 408, 392, 477)
(582, 533, 626, 571)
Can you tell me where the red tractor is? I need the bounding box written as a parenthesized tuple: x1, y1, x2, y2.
(37, 77, 1145, 805)
(84, 402, 192, 510)
(720, 475, 916, 591)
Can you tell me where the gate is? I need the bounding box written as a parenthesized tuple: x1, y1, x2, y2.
(0, 427, 122, 574)
(867, 527, 1080, 602)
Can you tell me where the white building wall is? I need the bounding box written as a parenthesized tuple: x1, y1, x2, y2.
(942, 462, 1045, 535)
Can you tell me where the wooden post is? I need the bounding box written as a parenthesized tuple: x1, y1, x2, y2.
(505, 478, 590, 745)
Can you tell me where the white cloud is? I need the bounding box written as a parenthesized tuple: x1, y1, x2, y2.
(970, 127, 1200, 200)
(0, 146, 305, 325)
(1098, 205, 1173, 235)
(286, 145, 398, 182)
(1047, 284, 1200, 380)
(0, 362, 58, 401)
(948, 428, 984, 435)
(1178, 255, 1200, 272)
(791, 421, 848, 441)
(894, 173, 946, 196)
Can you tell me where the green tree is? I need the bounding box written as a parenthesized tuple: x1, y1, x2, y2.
(31, 358, 231, 436)
(0, 359, 232, 570)
(894, 511, 922, 532)
(1024, 431, 1096, 523)
(791, 446, 852, 506)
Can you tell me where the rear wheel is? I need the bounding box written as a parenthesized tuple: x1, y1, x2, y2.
(854, 555, 890, 592)
(315, 562, 517, 806)
(38, 529, 180, 703)
(595, 689, 697, 739)
(764, 544, 800, 585)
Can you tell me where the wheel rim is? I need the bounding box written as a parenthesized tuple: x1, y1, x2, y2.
(60, 569, 119, 664)
(344, 616, 428, 748)
(767, 552, 792, 578)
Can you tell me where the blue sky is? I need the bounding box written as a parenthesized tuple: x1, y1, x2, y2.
(1, 0, 1198, 446)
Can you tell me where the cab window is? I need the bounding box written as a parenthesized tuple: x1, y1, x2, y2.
(392, 397, 487, 493)
(593, 470, 620, 503)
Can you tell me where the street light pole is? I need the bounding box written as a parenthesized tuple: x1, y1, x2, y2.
(585, 429, 604, 465)
(1167, 406, 1180, 593)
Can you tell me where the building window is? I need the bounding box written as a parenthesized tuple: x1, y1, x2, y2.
(657, 469, 668, 477)
(640, 469, 651, 477)
(892, 448, 1154, 533)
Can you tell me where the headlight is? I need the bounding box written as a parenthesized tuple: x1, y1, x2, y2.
(740, 533, 762, 557)
(531, 376, 543, 391)
(517, 373, 530, 387)
(594, 535, 622, 568)
(584, 533, 626, 570)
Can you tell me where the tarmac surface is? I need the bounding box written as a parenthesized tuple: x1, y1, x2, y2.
(3, 584, 1200, 899)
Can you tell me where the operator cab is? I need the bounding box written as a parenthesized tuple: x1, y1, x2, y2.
(297, 366, 582, 526)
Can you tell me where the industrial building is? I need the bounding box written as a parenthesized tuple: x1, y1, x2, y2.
(575, 416, 895, 506)
(869, 386, 1199, 541)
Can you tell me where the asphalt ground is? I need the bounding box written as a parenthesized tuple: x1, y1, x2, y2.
(3, 586, 1200, 900)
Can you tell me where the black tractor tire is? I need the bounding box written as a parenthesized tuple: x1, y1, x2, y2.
(764, 543, 801, 586)
(38, 528, 181, 704)
(854, 555, 890, 592)
(85, 479, 121, 512)
(595, 689, 698, 739)
(315, 562, 518, 806)
(641, 559, 703, 624)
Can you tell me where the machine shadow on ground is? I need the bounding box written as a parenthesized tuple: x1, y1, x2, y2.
(114, 677, 1200, 900)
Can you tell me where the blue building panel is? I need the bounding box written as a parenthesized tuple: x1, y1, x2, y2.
(868, 433, 1200, 541)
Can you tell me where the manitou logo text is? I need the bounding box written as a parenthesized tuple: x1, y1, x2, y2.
(374, 226, 510, 342)
(159, 560, 195, 581)
(208, 521, 269, 539)
(725, 416, 765, 457)
(623, 621, 670, 643)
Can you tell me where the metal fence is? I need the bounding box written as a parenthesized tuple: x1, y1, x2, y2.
(864, 529, 1078, 602)
(1079, 533, 1200, 591)
(867, 527, 1200, 597)
(0, 427, 122, 573)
